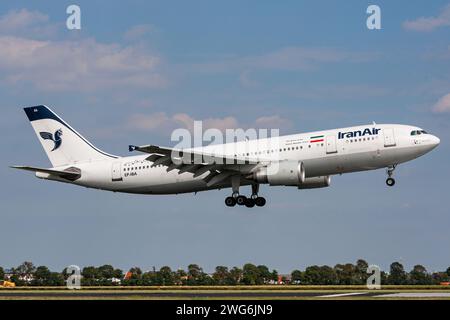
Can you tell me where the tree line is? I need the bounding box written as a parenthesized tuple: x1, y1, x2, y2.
(1, 259, 449, 286)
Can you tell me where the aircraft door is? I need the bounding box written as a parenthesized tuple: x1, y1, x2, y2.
(326, 135, 337, 154)
(111, 162, 123, 182)
(383, 128, 396, 147)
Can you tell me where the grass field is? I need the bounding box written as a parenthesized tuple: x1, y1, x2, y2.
(1, 285, 450, 300)
(1, 285, 449, 290)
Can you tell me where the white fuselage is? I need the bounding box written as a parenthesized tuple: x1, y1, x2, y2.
(38, 124, 440, 194)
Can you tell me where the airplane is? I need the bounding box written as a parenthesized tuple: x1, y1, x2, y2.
(12, 105, 440, 208)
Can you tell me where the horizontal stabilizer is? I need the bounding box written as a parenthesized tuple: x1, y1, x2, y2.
(11, 165, 81, 181)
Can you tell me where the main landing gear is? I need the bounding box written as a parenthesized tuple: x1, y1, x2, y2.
(224, 178, 266, 208)
(224, 193, 266, 208)
(386, 165, 396, 187)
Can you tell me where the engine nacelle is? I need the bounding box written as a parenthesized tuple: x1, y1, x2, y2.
(297, 176, 331, 189)
(253, 161, 306, 186)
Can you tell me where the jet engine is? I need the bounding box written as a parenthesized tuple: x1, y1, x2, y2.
(253, 161, 306, 186)
(297, 176, 331, 189)
(252, 161, 331, 189)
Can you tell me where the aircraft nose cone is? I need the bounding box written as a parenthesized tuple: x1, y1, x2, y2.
(432, 135, 440, 146)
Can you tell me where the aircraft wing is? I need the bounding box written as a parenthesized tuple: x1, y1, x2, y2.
(11, 165, 81, 181)
(129, 144, 262, 187)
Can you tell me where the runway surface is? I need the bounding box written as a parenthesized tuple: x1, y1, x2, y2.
(0, 291, 332, 298)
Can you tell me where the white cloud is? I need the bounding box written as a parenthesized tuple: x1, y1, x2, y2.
(201, 116, 240, 132)
(432, 93, 450, 113)
(128, 112, 172, 131)
(255, 115, 292, 129)
(193, 46, 377, 73)
(0, 8, 57, 38)
(0, 36, 166, 92)
(127, 112, 290, 136)
(124, 24, 157, 41)
(275, 84, 390, 100)
(239, 70, 259, 88)
(127, 112, 239, 134)
(403, 4, 450, 32)
(0, 9, 166, 92)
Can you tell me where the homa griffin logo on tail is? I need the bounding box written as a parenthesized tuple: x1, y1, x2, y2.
(338, 127, 381, 139)
(39, 129, 63, 151)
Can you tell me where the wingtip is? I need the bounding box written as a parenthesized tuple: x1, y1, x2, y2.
(129, 145, 137, 152)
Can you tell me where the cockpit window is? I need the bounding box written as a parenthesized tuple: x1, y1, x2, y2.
(411, 130, 428, 136)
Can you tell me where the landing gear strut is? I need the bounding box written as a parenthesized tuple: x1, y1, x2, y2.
(250, 183, 266, 207)
(386, 165, 396, 187)
(225, 176, 241, 207)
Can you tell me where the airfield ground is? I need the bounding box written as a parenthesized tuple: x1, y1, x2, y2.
(0, 286, 449, 300)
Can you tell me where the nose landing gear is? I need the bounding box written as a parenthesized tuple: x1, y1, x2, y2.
(386, 177, 395, 186)
(386, 165, 396, 187)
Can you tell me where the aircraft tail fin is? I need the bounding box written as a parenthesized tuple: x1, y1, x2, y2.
(23, 105, 118, 167)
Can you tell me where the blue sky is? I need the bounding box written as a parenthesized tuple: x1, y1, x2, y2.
(0, 1, 449, 274)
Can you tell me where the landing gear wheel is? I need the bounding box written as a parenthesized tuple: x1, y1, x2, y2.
(225, 197, 236, 207)
(244, 197, 255, 208)
(385, 165, 397, 187)
(386, 177, 396, 187)
(255, 197, 266, 207)
(236, 195, 247, 206)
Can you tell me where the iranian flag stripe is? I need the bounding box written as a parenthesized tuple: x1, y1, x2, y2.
(310, 135, 324, 143)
